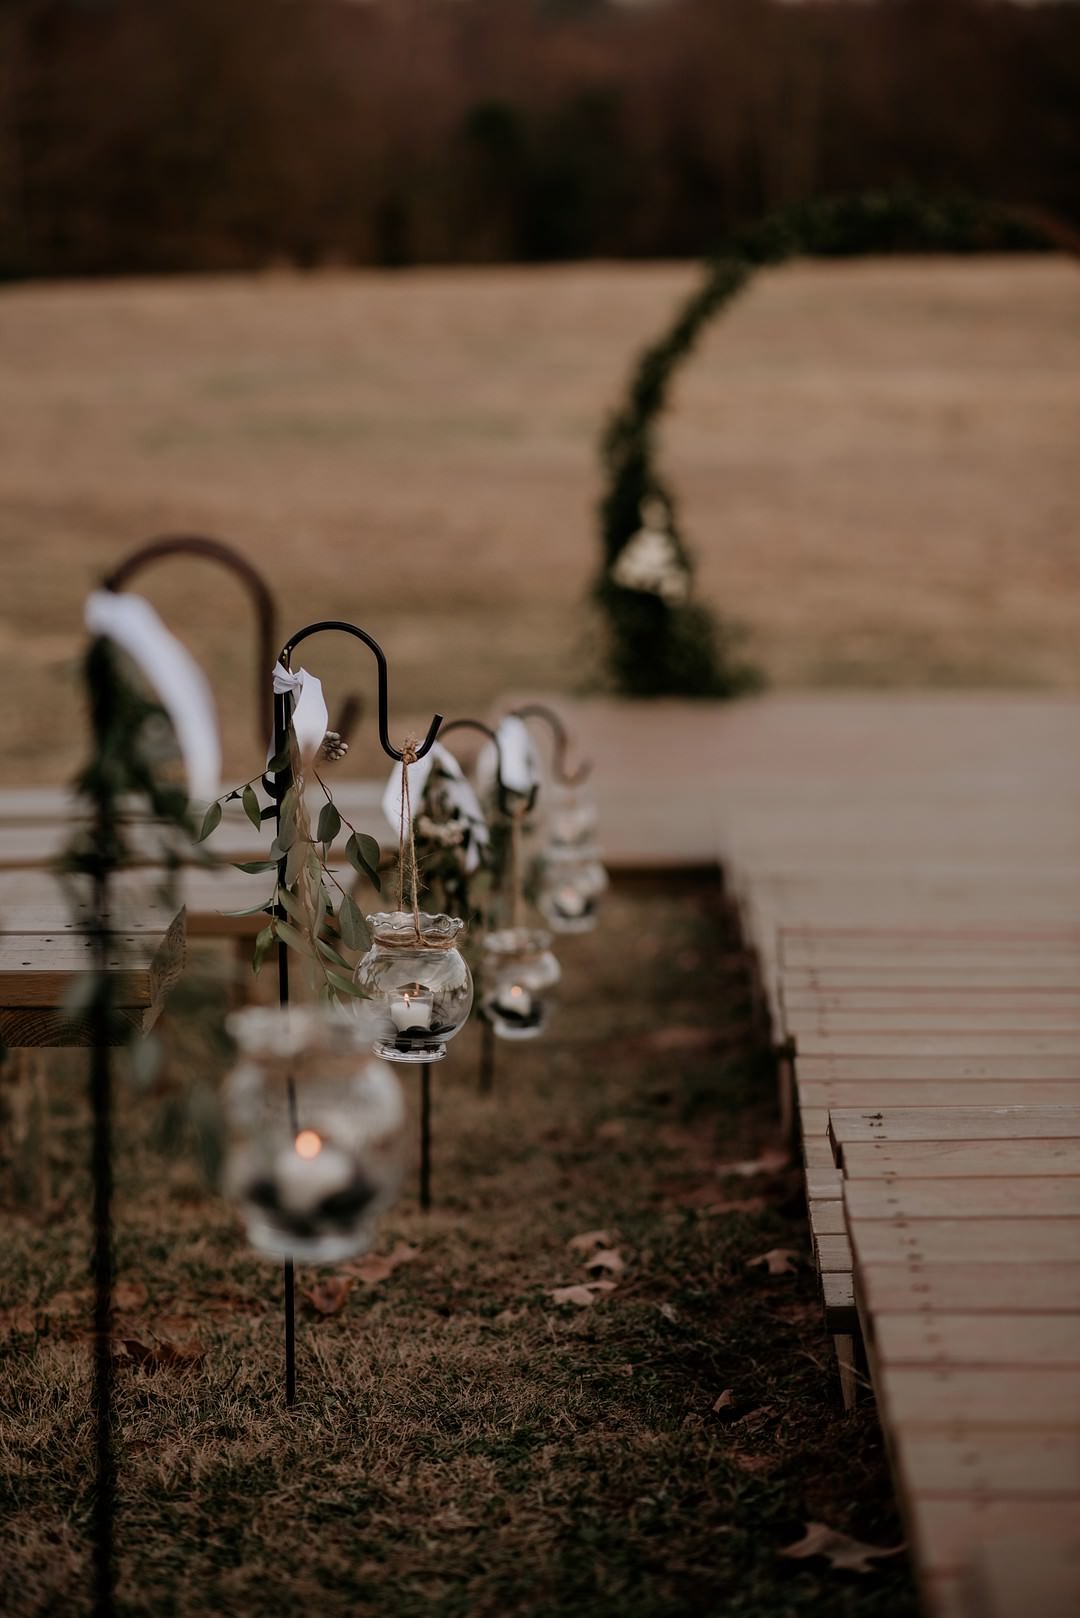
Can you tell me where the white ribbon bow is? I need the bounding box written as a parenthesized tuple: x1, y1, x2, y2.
(272, 662, 329, 764)
(85, 589, 221, 803)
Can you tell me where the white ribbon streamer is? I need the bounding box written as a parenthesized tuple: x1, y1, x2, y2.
(476, 715, 541, 800)
(272, 662, 329, 763)
(381, 742, 489, 873)
(85, 589, 221, 803)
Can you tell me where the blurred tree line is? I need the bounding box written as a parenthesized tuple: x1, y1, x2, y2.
(0, 0, 1077, 278)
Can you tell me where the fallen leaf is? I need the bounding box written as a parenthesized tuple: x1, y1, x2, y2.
(748, 1248, 800, 1276)
(717, 1148, 790, 1179)
(342, 1241, 419, 1285)
(493, 1307, 527, 1326)
(587, 1279, 618, 1295)
(302, 1276, 354, 1317)
(118, 1336, 204, 1374)
(595, 1120, 626, 1143)
(113, 1282, 148, 1311)
(712, 1388, 735, 1413)
(732, 1451, 773, 1474)
(586, 1248, 625, 1278)
(779, 1522, 905, 1575)
(549, 1284, 598, 1308)
(657, 1301, 678, 1323)
(568, 1229, 615, 1254)
(734, 1405, 776, 1430)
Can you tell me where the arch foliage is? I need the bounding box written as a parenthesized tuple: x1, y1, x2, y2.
(595, 190, 1052, 698)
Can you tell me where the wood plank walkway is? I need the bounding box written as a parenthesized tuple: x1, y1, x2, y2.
(520, 693, 1080, 1618)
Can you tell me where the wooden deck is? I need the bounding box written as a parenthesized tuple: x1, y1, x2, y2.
(529, 692, 1080, 1618)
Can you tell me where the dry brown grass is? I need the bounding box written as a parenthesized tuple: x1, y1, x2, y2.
(0, 883, 915, 1618)
(1, 256, 1077, 784)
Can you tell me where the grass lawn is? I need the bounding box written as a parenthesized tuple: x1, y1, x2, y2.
(0, 256, 1078, 786)
(0, 880, 915, 1617)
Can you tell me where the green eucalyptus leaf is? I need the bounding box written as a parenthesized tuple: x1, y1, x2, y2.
(252, 922, 276, 975)
(345, 831, 382, 890)
(356, 832, 381, 872)
(338, 893, 370, 951)
(316, 937, 352, 971)
(326, 970, 366, 999)
(267, 746, 291, 775)
(232, 859, 278, 875)
(276, 919, 316, 960)
(285, 839, 309, 888)
(278, 887, 305, 924)
(197, 800, 222, 842)
(317, 801, 342, 846)
(223, 893, 276, 917)
(241, 784, 262, 830)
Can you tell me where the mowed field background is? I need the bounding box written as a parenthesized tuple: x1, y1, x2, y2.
(1, 255, 1078, 784)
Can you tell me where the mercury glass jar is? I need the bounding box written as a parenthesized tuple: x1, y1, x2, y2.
(535, 847, 608, 934)
(353, 910, 474, 1062)
(222, 1006, 405, 1263)
(481, 927, 561, 1042)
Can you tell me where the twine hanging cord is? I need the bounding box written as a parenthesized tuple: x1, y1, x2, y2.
(398, 739, 424, 941)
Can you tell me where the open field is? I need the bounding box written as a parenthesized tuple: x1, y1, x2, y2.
(0, 882, 915, 1618)
(1, 256, 1078, 782)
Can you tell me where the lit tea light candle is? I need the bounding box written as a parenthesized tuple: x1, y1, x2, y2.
(275, 1129, 355, 1214)
(495, 982, 534, 1019)
(390, 985, 434, 1031)
(553, 884, 587, 919)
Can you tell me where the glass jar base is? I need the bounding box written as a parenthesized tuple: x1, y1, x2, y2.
(374, 1039, 448, 1064)
(491, 1020, 546, 1042)
(244, 1216, 376, 1265)
(545, 914, 597, 935)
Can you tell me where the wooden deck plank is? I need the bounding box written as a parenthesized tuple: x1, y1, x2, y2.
(879, 1365, 1080, 1428)
(851, 1219, 1080, 1265)
(843, 1140, 1080, 1177)
(907, 1496, 1080, 1574)
(857, 1263, 1080, 1316)
(831, 1106, 1080, 1145)
(804, 1082, 1080, 1110)
(845, 1179, 1080, 1219)
(900, 1428, 1080, 1498)
(874, 1314, 1080, 1368)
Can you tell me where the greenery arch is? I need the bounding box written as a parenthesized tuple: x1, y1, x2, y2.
(595, 190, 1057, 698)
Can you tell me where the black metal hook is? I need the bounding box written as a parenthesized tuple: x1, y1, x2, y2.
(103, 533, 277, 747)
(276, 620, 441, 763)
(511, 702, 592, 787)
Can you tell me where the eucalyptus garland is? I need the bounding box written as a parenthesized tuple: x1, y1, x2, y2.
(596, 188, 1052, 698)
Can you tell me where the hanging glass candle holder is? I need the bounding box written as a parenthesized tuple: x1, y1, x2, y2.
(536, 846, 608, 933)
(545, 782, 599, 851)
(353, 911, 473, 1063)
(222, 1006, 405, 1263)
(481, 927, 561, 1042)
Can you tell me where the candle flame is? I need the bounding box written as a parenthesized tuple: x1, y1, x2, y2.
(294, 1129, 322, 1159)
(509, 985, 525, 1000)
